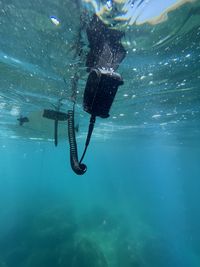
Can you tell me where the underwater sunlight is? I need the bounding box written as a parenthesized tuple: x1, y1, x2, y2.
(0, 0, 200, 266)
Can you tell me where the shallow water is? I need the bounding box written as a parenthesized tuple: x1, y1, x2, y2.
(0, 1, 200, 266)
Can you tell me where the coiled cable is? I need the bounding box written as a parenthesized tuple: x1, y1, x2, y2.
(68, 105, 96, 175)
(68, 108, 87, 175)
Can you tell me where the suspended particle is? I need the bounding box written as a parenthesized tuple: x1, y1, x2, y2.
(106, 0, 112, 9)
(50, 16, 60, 26)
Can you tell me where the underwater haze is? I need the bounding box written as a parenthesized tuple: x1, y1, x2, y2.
(0, 0, 200, 266)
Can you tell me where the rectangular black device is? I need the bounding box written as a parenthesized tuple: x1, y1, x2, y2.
(43, 109, 69, 121)
(83, 69, 123, 118)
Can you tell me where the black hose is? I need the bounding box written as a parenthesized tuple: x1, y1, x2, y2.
(54, 119, 58, 146)
(68, 110, 87, 175)
(80, 115, 95, 163)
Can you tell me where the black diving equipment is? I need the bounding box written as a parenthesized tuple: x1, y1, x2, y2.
(67, 14, 126, 175)
(86, 14, 126, 72)
(43, 109, 69, 146)
(83, 69, 123, 118)
(68, 69, 123, 175)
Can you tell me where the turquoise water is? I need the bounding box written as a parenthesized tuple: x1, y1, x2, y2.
(0, 0, 200, 266)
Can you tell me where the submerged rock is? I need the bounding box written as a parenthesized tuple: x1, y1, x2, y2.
(29, 205, 77, 249)
(80, 206, 119, 232)
(72, 238, 108, 267)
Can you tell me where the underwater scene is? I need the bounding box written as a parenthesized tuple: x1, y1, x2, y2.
(0, 0, 200, 266)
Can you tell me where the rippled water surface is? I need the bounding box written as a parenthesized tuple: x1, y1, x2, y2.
(0, 0, 199, 142)
(0, 1, 200, 267)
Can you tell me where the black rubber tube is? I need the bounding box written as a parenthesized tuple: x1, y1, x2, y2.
(54, 119, 58, 146)
(80, 115, 95, 164)
(68, 110, 87, 175)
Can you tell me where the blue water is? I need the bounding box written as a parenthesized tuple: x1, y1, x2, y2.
(0, 139, 199, 266)
(0, 0, 200, 266)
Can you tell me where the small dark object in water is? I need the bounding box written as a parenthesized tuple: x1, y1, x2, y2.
(43, 109, 69, 121)
(74, 124, 79, 133)
(17, 116, 29, 126)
